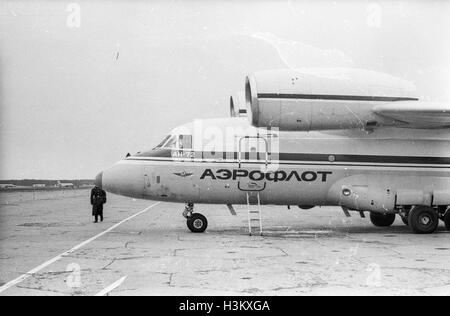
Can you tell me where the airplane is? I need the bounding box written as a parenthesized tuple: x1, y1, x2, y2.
(94, 68, 450, 234)
(56, 180, 74, 188)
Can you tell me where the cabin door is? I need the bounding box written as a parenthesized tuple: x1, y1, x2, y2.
(237, 135, 269, 192)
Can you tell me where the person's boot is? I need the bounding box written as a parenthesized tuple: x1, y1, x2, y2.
(94, 216, 98, 223)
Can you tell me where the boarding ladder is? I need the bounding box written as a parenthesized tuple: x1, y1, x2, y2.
(237, 135, 268, 236)
(246, 192, 263, 236)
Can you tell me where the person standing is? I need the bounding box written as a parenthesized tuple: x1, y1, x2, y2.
(90, 185, 107, 223)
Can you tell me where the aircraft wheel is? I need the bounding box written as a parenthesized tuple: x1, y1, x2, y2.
(443, 210, 450, 231)
(370, 212, 396, 227)
(187, 213, 208, 233)
(298, 205, 315, 210)
(408, 206, 439, 234)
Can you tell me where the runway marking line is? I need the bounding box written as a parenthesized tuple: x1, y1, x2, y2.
(0, 202, 161, 294)
(95, 276, 127, 296)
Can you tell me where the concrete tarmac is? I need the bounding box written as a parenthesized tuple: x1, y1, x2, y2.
(0, 189, 449, 296)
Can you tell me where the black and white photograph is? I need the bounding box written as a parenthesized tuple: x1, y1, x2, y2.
(0, 0, 449, 299)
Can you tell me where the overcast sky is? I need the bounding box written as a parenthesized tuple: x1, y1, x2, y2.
(1, 0, 449, 179)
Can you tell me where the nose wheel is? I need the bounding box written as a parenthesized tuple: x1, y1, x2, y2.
(187, 213, 208, 233)
(183, 203, 208, 233)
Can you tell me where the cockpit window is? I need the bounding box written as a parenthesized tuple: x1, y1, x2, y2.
(178, 135, 192, 149)
(154, 135, 171, 149)
(153, 135, 192, 150)
(164, 135, 178, 149)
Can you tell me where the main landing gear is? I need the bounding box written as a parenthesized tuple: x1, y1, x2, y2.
(398, 206, 411, 226)
(444, 211, 450, 231)
(408, 206, 439, 234)
(369, 212, 396, 227)
(183, 203, 208, 233)
(398, 205, 446, 234)
(439, 207, 450, 231)
(370, 205, 449, 234)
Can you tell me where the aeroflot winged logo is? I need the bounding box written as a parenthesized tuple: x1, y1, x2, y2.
(200, 169, 332, 182)
(173, 171, 194, 178)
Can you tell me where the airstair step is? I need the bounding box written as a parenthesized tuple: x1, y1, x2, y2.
(246, 192, 262, 236)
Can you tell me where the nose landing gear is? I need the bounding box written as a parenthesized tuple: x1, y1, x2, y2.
(183, 203, 208, 233)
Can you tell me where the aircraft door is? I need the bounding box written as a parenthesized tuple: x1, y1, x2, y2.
(237, 136, 269, 192)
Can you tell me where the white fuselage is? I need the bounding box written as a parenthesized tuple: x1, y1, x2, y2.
(98, 117, 450, 214)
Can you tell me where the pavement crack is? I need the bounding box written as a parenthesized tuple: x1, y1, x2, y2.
(16, 284, 67, 295)
(277, 247, 289, 256)
(102, 259, 117, 270)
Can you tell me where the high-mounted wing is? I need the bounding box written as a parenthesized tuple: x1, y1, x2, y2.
(373, 101, 450, 129)
(244, 69, 449, 131)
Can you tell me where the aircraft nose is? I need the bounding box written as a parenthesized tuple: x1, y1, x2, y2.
(94, 171, 103, 188)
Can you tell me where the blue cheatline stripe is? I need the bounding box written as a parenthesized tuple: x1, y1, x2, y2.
(131, 150, 450, 165)
(125, 157, 450, 169)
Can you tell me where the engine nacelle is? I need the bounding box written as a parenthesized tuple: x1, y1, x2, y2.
(229, 92, 247, 117)
(245, 68, 418, 131)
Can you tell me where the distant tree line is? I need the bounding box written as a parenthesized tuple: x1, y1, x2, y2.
(0, 179, 94, 188)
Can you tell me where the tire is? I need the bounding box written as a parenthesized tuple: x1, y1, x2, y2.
(187, 213, 208, 233)
(370, 212, 396, 227)
(408, 206, 439, 234)
(298, 205, 315, 210)
(444, 210, 450, 231)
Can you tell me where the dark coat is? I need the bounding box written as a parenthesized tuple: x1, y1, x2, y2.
(91, 187, 106, 216)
